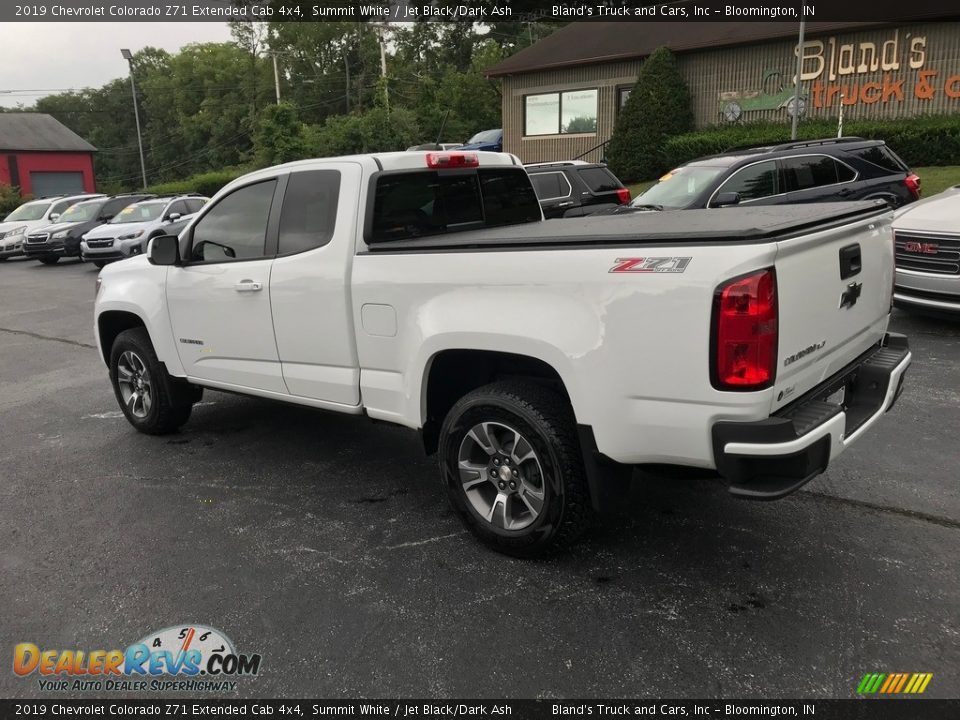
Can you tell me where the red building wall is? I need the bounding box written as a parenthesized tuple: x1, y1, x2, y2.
(0, 152, 96, 196)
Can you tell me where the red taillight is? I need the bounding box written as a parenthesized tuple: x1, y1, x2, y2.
(905, 173, 921, 198)
(426, 152, 479, 169)
(712, 268, 778, 390)
(616, 187, 631, 204)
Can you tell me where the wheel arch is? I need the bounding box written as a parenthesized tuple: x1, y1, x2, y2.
(96, 310, 148, 366)
(419, 348, 572, 456)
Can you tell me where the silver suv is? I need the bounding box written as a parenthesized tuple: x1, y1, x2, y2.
(80, 194, 208, 267)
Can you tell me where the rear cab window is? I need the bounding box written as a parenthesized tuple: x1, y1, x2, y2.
(368, 167, 541, 244)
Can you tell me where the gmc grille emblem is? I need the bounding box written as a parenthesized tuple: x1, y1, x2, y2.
(903, 241, 939, 254)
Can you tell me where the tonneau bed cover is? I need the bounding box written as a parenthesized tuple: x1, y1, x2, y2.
(366, 201, 890, 252)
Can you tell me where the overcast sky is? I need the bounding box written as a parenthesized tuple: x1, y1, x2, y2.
(0, 23, 233, 108)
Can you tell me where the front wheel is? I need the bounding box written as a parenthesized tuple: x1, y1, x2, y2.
(38, 255, 59, 265)
(438, 381, 592, 556)
(93, 260, 108, 269)
(109, 327, 195, 434)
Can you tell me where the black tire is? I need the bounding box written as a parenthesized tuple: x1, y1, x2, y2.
(93, 261, 108, 269)
(0, 256, 7, 262)
(109, 327, 195, 435)
(438, 380, 592, 557)
(38, 255, 59, 265)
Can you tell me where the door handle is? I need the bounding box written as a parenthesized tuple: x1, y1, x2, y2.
(837, 187, 853, 197)
(557, 201, 574, 207)
(234, 280, 263, 292)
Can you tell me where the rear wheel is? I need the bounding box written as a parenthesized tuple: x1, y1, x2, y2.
(38, 255, 59, 265)
(438, 381, 592, 556)
(109, 327, 196, 434)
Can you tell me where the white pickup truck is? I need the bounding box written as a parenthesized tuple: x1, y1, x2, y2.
(94, 151, 911, 555)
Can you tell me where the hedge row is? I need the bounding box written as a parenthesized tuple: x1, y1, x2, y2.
(144, 169, 249, 198)
(662, 115, 960, 174)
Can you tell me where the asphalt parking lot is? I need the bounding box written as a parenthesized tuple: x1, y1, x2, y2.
(1, 257, 958, 700)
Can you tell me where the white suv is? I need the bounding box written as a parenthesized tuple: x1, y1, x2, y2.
(81, 194, 208, 267)
(0, 193, 104, 261)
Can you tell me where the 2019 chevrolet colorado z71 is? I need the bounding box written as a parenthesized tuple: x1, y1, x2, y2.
(93, 151, 911, 555)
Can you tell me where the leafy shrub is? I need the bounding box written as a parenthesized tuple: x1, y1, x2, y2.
(607, 47, 694, 182)
(0, 184, 27, 217)
(662, 115, 960, 172)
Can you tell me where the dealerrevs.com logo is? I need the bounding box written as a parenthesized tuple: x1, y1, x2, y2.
(13, 624, 261, 693)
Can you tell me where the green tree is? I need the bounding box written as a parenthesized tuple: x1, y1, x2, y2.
(607, 47, 694, 182)
(254, 102, 307, 167)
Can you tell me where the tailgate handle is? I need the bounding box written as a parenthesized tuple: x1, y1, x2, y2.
(839, 243, 861, 280)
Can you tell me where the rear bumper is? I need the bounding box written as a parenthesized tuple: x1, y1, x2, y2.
(712, 333, 911, 500)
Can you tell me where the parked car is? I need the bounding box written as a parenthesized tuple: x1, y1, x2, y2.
(891, 185, 960, 314)
(24, 194, 153, 264)
(459, 129, 503, 152)
(595, 137, 920, 215)
(94, 150, 910, 556)
(526, 161, 631, 218)
(81, 194, 209, 268)
(0, 193, 104, 261)
(407, 143, 463, 151)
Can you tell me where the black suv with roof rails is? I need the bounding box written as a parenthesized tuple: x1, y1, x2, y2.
(525, 161, 632, 218)
(593, 137, 920, 215)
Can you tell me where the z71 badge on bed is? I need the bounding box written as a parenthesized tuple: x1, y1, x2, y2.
(610, 257, 692, 273)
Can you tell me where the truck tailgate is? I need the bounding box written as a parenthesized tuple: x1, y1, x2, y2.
(771, 207, 894, 412)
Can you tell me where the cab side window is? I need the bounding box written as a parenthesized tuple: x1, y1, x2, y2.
(277, 170, 341, 255)
(717, 161, 778, 202)
(189, 180, 277, 263)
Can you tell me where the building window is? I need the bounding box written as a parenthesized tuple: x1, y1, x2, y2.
(524, 89, 598, 136)
(618, 88, 632, 113)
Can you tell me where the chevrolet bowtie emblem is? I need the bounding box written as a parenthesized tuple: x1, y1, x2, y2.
(839, 281, 863, 309)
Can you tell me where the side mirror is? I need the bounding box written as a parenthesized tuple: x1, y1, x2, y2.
(100, 215, 114, 222)
(166, 213, 182, 223)
(713, 191, 742, 208)
(49, 213, 60, 222)
(147, 234, 180, 266)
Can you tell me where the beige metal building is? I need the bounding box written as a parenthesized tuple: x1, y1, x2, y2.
(485, 20, 960, 164)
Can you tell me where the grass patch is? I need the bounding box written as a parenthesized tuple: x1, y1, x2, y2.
(628, 166, 960, 203)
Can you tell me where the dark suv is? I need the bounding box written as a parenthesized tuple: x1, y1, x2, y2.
(24, 193, 154, 264)
(525, 161, 631, 218)
(602, 138, 919, 214)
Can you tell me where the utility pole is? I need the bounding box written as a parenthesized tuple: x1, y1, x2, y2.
(790, 15, 806, 140)
(271, 52, 281, 104)
(120, 49, 147, 190)
(376, 22, 389, 111)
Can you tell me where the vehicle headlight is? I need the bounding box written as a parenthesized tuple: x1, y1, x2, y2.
(0, 226, 26, 240)
(118, 230, 145, 240)
(52, 230, 69, 240)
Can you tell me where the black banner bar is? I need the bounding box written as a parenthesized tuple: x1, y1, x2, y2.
(1, 0, 954, 23)
(2, 699, 959, 719)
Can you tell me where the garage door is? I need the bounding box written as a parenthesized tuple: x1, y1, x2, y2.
(29, 171, 85, 197)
